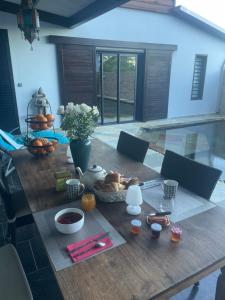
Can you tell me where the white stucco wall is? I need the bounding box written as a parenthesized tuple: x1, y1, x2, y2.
(0, 7, 225, 130)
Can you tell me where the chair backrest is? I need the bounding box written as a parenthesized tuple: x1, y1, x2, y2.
(117, 131, 149, 163)
(0, 178, 15, 221)
(161, 150, 222, 200)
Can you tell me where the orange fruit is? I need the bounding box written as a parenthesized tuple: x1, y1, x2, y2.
(47, 145, 55, 153)
(39, 123, 48, 130)
(30, 123, 39, 130)
(36, 114, 45, 121)
(32, 139, 43, 147)
(46, 114, 54, 121)
(39, 138, 49, 145)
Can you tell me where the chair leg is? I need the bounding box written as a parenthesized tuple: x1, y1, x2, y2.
(7, 221, 16, 246)
(215, 267, 225, 300)
(194, 281, 200, 287)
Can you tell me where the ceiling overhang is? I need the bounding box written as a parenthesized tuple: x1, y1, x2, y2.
(0, 0, 130, 28)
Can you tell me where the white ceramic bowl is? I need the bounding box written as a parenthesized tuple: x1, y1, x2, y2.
(54, 208, 84, 234)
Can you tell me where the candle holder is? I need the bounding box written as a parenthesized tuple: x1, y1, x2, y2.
(125, 185, 143, 215)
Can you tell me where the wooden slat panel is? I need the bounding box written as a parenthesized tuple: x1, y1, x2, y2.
(143, 49, 173, 120)
(57, 44, 97, 106)
(122, 0, 175, 13)
(0, 29, 20, 132)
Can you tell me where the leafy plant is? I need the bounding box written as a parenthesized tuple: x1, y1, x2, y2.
(61, 103, 99, 142)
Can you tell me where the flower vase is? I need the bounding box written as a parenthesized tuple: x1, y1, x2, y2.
(70, 139, 91, 172)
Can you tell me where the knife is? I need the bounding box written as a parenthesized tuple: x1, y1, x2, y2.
(139, 179, 162, 189)
(69, 231, 110, 254)
(149, 211, 171, 216)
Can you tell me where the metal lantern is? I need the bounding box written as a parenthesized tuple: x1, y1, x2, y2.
(17, 0, 40, 48)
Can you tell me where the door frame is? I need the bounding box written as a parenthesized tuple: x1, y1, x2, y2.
(0, 29, 20, 132)
(96, 50, 139, 125)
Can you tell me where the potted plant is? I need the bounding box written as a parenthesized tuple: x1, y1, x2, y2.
(61, 102, 99, 172)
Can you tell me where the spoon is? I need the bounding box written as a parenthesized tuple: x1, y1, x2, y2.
(74, 241, 106, 259)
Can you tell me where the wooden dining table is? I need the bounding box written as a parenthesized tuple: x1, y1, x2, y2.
(12, 139, 225, 300)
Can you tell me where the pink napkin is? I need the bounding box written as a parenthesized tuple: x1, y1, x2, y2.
(67, 232, 113, 263)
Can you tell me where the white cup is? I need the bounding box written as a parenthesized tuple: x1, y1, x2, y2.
(66, 179, 85, 200)
(161, 179, 178, 199)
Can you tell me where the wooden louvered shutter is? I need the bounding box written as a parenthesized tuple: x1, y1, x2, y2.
(142, 49, 173, 120)
(57, 44, 97, 106)
(0, 29, 20, 132)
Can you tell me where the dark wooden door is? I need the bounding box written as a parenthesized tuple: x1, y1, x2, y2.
(0, 29, 20, 132)
(57, 44, 97, 106)
(142, 49, 173, 120)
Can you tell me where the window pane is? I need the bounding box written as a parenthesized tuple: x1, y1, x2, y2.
(119, 55, 137, 122)
(191, 55, 207, 100)
(96, 53, 102, 124)
(103, 54, 117, 123)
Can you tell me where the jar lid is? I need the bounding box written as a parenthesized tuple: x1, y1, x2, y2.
(88, 164, 103, 173)
(171, 226, 182, 234)
(131, 219, 142, 227)
(151, 223, 162, 232)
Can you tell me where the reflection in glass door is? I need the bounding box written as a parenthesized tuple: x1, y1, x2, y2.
(96, 51, 137, 124)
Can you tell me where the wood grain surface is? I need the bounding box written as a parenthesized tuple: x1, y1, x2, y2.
(122, 0, 175, 14)
(12, 139, 158, 213)
(12, 139, 225, 300)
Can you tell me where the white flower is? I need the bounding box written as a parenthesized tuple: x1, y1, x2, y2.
(74, 104, 81, 114)
(61, 102, 98, 141)
(92, 106, 99, 116)
(66, 102, 75, 113)
(80, 103, 92, 113)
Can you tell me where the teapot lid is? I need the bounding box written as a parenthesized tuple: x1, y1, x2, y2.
(88, 164, 103, 173)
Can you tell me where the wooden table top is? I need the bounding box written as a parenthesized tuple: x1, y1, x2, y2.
(12, 140, 225, 300)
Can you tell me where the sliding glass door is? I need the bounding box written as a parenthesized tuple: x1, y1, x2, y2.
(96, 51, 137, 124)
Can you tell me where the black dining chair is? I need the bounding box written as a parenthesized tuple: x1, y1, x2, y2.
(161, 150, 222, 200)
(117, 131, 149, 163)
(0, 177, 33, 245)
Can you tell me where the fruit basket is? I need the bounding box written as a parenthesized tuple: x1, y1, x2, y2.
(26, 114, 55, 131)
(93, 187, 127, 203)
(25, 137, 58, 157)
(25, 88, 55, 132)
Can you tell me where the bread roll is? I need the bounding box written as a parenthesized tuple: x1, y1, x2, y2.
(105, 172, 121, 183)
(127, 177, 139, 187)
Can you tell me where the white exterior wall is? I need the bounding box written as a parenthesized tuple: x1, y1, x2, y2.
(0, 7, 225, 130)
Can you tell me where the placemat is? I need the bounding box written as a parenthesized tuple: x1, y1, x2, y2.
(33, 202, 126, 271)
(142, 185, 215, 223)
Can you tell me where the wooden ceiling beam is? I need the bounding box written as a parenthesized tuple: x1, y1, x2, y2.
(67, 0, 130, 28)
(0, 0, 130, 28)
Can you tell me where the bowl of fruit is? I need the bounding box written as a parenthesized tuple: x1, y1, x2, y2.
(25, 137, 57, 157)
(25, 114, 55, 131)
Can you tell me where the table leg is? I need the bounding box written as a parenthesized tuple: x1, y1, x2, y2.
(215, 267, 225, 300)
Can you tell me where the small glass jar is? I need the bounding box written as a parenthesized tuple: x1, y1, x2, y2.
(131, 219, 142, 234)
(81, 193, 96, 212)
(171, 225, 182, 242)
(151, 223, 162, 239)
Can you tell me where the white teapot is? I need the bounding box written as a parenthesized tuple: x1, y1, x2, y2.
(76, 164, 107, 190)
